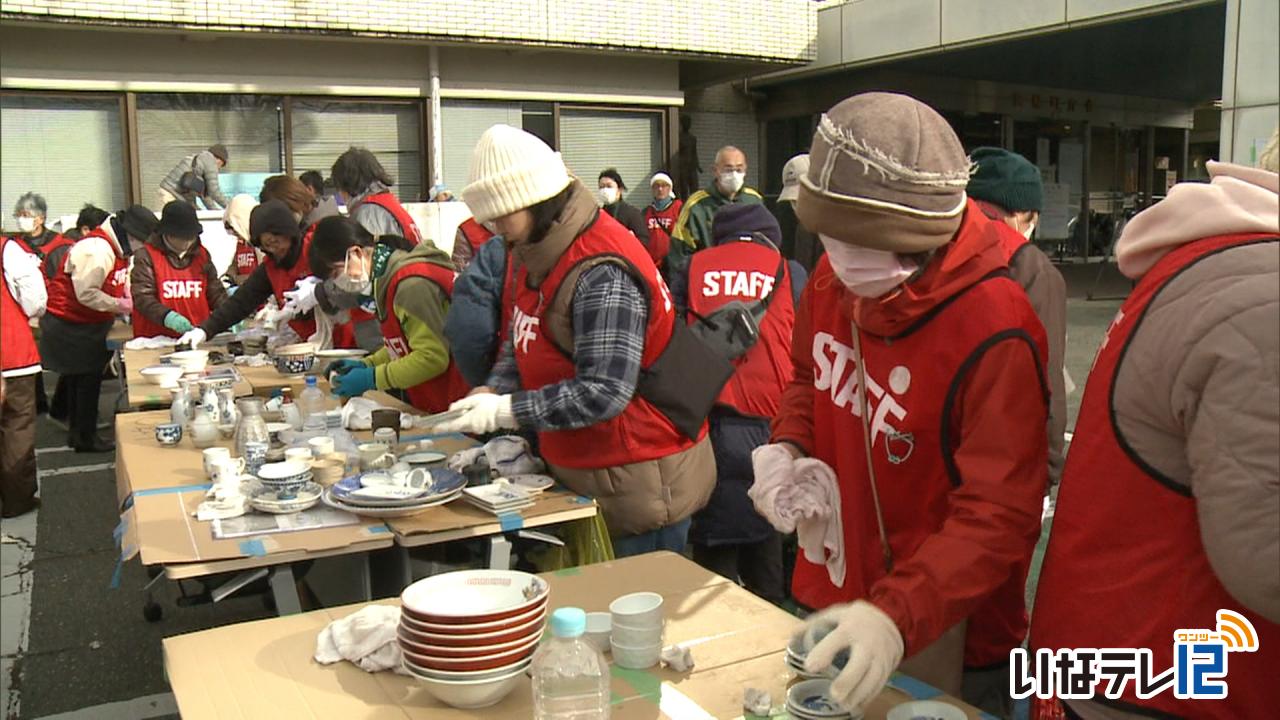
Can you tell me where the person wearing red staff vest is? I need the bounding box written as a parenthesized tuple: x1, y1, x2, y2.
(309, 216, 466, 411)
(1029, 137, 1280, 720)
(331, 147, 424, 245)
(178, 200, 314, 348)
(670, 202, 806, 605)
(40, 207, 152, 453)
(223, 194, 260, 286)
(450, 216, 496, 272)
(437, 124, 716, 556)
(752, 93, 1049, 717)
(1, 235, 48, 517)
(129, 201, 228, 339)
(643, 172, 681, 272)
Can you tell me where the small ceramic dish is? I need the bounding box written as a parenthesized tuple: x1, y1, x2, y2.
(155, 422, 184, 446)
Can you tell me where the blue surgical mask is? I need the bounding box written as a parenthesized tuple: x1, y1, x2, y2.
(652, 197, 674, 212)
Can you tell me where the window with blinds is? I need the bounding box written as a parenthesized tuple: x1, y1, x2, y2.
(136, 93, 283, 210)
(558, 108, 663, 207)
(292, 100, 423, 202)
(1, 95, 126, 231)
(438, 100, 524, 193)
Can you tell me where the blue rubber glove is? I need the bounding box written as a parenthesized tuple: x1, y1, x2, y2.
(331, 365, 376, 398)
(324, 358, 366, 380)
(163, 311, 194, 334)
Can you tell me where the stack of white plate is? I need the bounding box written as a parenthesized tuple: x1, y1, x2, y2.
(787, 679, 859, 720)
(786, 625, 847, 679)
(399, 570, 549, 709)
(462, 484, 534, 515)
(320, 469, 466, 518)
(249, 482, 323, 514)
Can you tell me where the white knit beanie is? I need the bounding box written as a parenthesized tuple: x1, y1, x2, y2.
(462, 124, 572, 224)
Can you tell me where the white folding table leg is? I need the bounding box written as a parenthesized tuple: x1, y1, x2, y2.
(210, 567, 269, 604)
(487, 536, 512, 570)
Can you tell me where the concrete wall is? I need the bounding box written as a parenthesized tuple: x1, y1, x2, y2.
(0, 0, 817, 65)
(1220, 0, 1279, 165)
(0, 25, 682, 105)
(796, 0, 1215, 73)
(684, 84, 762, 191)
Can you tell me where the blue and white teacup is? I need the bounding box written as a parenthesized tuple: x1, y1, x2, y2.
(155, 423, 183, 446)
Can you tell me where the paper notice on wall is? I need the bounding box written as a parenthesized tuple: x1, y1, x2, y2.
(1036, 138, 1051, 168)
(1058, 140, 1084, 199)
(1038, 183, 1072, 240)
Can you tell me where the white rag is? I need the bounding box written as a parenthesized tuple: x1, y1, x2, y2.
(483, 435, 545, 476)
(341, 397, 412, 431)
(123, 336, 179, 350)
(748, 446, 845, 588)
(314, 605, 408, 674)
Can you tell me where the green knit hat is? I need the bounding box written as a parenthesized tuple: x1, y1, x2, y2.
(966, 147, 1043, 212)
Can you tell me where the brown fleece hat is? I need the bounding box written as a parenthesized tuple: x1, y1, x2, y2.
(796, 92, 971, 252)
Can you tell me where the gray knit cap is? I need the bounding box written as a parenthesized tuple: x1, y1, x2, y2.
(796, 92, 971, 252)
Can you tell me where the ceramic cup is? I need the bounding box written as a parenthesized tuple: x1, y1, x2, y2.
(358, 442, 394, 471)
(202, 447, 232, 476)
(370, 409, 400, 439)
(204, 450, 245, 480)
(155, 423, 183, 446)
(244, 441, 269, 474)
(284, 447, 313, 464)
(609, 638, 662, 670)
(372, 426, 398, 447)
(584, 612, 612, 653)
(609, 592, 664, 628)
(308, 436, 336, 457)
(209, 458, 244, 485)
(310, 457, 345, 487)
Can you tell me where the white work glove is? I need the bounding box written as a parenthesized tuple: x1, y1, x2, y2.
(281, 277, 321, 317)
(748, 443, 799, 532)
(178, 328, 208, 349)
(253, 299, 277, 323)
(435, 393, 518, 435)
(801, 600, 904, 713)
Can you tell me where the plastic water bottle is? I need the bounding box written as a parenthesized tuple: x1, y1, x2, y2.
(532, 608, 610, 720)
(298, 376, 326, 432)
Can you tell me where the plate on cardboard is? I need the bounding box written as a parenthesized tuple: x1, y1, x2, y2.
(463, 484, 532, 507)
(402, 451, 447, 465)
(315, 349, 369, 359)
(501, 474, 554, 493)
(349, 485, 429, 501)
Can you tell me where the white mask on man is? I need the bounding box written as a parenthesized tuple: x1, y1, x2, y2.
(16, 216, 37, 233)
(597, 186, 619, 206)
(718, 171, 746, 194)
(819, 234, 918, 298)
(1020, 221, 1036, 240)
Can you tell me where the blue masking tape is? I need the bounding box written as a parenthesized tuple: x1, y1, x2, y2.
(366, 525, 390, 534)
(498, 513, 524, 531)
(571, 496, 593, 505)
(109, 557, 124, 589)
(889, 673, 943, 700)
(133, 483, 212, 498)
(239, 538, 268, 557)
(112, 518, 126, 544)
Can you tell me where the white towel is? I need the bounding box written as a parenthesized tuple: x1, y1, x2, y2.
(748, 445, 845, 588)
(123, 336, 179, 350)
(484, 435, 545, 477)
(314, 605, 408, 674)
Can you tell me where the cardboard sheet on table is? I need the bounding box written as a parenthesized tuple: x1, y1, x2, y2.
(115, 409, 223, 506)
(122, 347, 252, 408)
(128, 486, 389, 566)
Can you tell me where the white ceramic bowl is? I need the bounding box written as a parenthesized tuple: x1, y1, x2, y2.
(584, 612, 611, 653)
(139, 365, 184, 386)
(403, 659, 528, 710)
(401, 570, 549, 625)
(403, 655, 534, 682)
(399, 609, 547, 647)
(164, 349, 209, 372)
(610, 621, 663, 647)
(609, 591, 664, 627)
(885, 700, 967, 720)
(609, 638, 662, 670)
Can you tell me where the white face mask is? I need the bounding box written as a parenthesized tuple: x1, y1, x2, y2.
(333, 247, 372, 296)
(718, 171, 746, 194)
(819, 234, 918, 298)
(1020, 222, 1036, 241)
(597, 186, 619, 206)
(16, 216, 37, 233)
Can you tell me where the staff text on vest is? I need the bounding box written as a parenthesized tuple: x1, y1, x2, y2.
(701, 270, 776, 299)
(161, 279, 204, 299)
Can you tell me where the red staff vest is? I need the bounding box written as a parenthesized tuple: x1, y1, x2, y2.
(263, 230, 316, 340)
(512, 214, 699, 469)
(352, 192, 423, 246)
(687, 241, 793, 418)
(1, 238, 41, 373)
(131, 244, 215, 338)
(377, 261, 468, 413)
(233, 239, 259, 275)
(45, 227, 127, 325)
(644, 200, 682, 267)
(457, 218, 493, 258)
(1030, 233, 1280, 719)
(11, 232, 74, 283)
(795, 255, 1046, 663)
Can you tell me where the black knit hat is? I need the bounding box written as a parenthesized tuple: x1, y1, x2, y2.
(208, 144, 229, 165)
(156, 201, 203, 238)
(249, 200, 301, 247)
(116, 204, 158, 243)
(598, 168, 626, 191)
(710, 203, 782, 249)
(967, 147, 1043, 212)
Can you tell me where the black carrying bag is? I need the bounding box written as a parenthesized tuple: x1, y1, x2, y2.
(177, 156, 205, 196)
(637, 246, 787, 440)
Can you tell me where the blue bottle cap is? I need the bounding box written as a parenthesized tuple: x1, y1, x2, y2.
(305, 376, 317, 387)
(549, 607, 587, 638)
